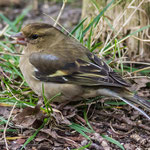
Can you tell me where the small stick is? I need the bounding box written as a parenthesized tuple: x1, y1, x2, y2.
(3, 102, 17, 150)
(54, 0, 67, 27)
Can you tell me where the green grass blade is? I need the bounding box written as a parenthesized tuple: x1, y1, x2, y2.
(0, 42, 14, 53)
(87, 27, 93, 49)
(70, 123, 93, 133)
(115, 38, 124, 75)
(81, 0, 115, 38)
(84, 109, 94, 132)
(21, 118, 48, 150)
(0, 14, 17, 32)
(71, 18, 87, 35)
(13, 6, 32, 26)
(91, 0, 100, 11)
(69, 123, 93, 140)
(101, 134, 125, 150)
(0, 129, 17, 132)
(105, 101, 126, 105)
(70, 126, 91, 140)
(0, 117, 13, 126)
(72, 141, 92, 150)
(90, 42, 103, 52)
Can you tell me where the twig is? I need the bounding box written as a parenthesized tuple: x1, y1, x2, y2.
(110, 121, 134, 135)
(43, 13, 79, 41)
(131, 66, 150, 75)
(132, 35, 150, 42)
(3, 102, 17, 150)
(0, 25, 9, 37)
(54, 0, 67, 27)
(124, 76, 150, 79)
(100, 34, 130, 55)
(6, 84, 34, 108)
(0, 51, 22, 56)
(116, 61, 150, 66)
(0, 67, 13, 83)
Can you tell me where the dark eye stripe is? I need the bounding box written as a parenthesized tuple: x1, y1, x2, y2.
(31, 34, 38, 39)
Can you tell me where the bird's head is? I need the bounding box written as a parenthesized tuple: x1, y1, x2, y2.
(11, 23, 63, 50)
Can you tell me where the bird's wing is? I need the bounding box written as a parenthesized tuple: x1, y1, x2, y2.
(29, 50, 130, 87)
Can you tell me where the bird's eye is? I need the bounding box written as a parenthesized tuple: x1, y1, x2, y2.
(31, 34, 38, 39)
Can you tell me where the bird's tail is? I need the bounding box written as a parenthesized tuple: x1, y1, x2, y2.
(116, 90, 150, 120)
(98, 87, 150, 119)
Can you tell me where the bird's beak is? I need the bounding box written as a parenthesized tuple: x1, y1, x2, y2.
(11, 32, 27, 46)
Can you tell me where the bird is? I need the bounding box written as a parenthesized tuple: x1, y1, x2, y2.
(11, 22, 150, 120)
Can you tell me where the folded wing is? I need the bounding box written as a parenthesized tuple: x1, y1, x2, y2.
(29, 50, 130, 88)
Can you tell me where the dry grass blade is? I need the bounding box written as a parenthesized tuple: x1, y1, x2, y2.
(0, 51, 22, 56)
(0, 24, 9, 37)
(117, 61, 150, 66)
(131, 66, 150, 75)
(113, 0, 145, 38)
(101, 0, 146, 53)
(3, 102, 17, 150)
(132, 35, 150, 42)
(124, 76, 150, 79)
(54, 0, 67, 27)
(102, 0, 136, 51)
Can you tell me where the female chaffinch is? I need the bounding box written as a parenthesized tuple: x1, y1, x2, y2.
(12, 23, 150, 120)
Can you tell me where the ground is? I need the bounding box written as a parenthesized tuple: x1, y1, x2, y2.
(0, 0, 150, 150)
